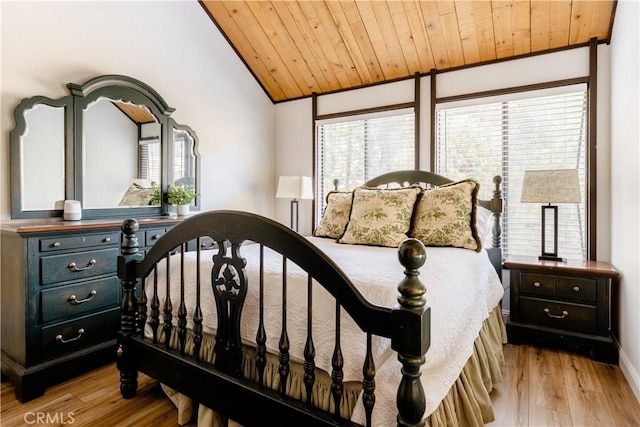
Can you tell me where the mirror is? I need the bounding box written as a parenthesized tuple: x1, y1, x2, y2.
(83, 98, 161, 209)
(10, 95, 72, 218)
(10, 75, 200, 219)
(170, 123, 200, 208)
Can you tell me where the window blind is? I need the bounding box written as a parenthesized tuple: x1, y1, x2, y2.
(315, 109, 415, 219)
(436, 86, 588, 261)
(139, 139, 161, 184)
(173, 135, 187, 181)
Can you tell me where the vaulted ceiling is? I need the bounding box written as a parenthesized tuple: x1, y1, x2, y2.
(200, 1, 616, 103)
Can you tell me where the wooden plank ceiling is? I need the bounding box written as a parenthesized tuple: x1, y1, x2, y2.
(201, 1, 616, 103)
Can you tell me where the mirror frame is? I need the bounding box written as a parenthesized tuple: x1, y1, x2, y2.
(169, 120, 201, 211)
(10, 95, 74, 218)
(9, 75, 200, 219)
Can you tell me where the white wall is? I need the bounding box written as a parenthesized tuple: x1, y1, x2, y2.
(1, 0, 275, 221)
(274, 99, 313, 235)
(610, 0, 640, 401)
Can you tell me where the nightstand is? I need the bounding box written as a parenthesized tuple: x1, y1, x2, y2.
(504, 256, 619, 363)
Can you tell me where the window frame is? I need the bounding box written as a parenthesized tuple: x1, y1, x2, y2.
(432, 77, 595, 261)
(313, 101, 419, 225)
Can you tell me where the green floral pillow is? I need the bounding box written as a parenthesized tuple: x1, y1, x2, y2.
(410, 179, 482, 252)
(314, 191, 353, 239)
(339, 186, 422, 247)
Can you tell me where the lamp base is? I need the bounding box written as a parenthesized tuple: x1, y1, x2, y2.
(539, 254, 565, 262)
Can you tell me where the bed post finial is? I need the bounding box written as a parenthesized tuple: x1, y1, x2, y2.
(117, 218, 143, 399)
(397, 239, 427, 307)
(491, 176, 503, 250)
(393, 238, 429, 427)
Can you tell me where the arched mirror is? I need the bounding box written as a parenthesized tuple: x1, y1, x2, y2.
(10, 96, 73, 218)
(170, 121, 200, 209)
(82, 98, 161, 209)
(9, 75, 200, 219)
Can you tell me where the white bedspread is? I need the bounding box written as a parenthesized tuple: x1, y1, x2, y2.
(146, 236, 503, 424)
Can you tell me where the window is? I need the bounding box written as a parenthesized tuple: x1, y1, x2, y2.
(139, 138, 161, 184)
(435, 84, 588, 261)
(315, 108, 415, 220)
(172, 130, 194, 185)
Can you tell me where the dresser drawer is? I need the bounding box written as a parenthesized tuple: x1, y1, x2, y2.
(40, 308, 120, 361)
(41, 277, 119, 322)
(556, 276, 597, 303)
(40, 232, 119, 252)
(520, 273, 555, 297)
(187, 236, 216, 251)
(145, 228, 167, 247)
(520, 297, 596, 335)
(41, 248, 118, 285)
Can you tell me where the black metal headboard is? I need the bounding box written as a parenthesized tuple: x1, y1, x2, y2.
(364, 170, 504, 278)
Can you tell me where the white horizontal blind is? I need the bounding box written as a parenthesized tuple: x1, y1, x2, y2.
(436, 87, 588, 261)
(139, 140, 161, 184)
(173, 138, 186, 181)
(316, 109, 415, 219)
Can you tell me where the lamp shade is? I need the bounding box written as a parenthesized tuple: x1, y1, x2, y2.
(521, 169, 581, 203)
(276, 176, 313, 200)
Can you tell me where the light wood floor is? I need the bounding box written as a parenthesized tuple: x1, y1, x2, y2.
(1, 344, 639, 426)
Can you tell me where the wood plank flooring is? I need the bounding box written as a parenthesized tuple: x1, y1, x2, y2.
(1, 344, 638, 426)
(488, 344, 640, 426)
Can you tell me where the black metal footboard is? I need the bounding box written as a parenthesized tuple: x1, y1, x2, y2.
(117, 210, 430, 427)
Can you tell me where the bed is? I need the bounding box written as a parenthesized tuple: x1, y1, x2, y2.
(116, 170, 505, 426)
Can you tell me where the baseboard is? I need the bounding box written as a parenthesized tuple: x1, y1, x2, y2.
(618, 345, 640, 403)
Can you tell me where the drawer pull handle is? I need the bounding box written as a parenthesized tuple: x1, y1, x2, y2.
(152, 234, 161, 240)
(68, 259, 96, 271)
(53, 242, 61, 248)
(533, 282, 541, 288)
(104, 237, 111, 243)
(68, 290, 97, 304)
(56, 328, 85, 344)
(544, 308, 569, 319)
(572, 285, 580, 292)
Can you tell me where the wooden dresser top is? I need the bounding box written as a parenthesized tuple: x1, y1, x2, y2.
(504, 256, 619, 278)
(1, 216, 183, 235)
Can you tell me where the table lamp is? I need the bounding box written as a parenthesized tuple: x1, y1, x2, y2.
(276, 176, 313, 232)
(521, 169, 581, 262)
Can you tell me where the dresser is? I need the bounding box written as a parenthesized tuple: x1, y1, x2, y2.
(504, 256, 619, 363)
(0, 217, 181, 402)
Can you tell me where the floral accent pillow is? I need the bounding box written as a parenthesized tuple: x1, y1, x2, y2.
(338, 186, 422, 247)
(410, 179, 482, 252)
(314, 191, 353, 239)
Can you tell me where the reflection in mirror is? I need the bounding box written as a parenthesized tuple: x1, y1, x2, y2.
(21, 104, 65, 211)
(171, 127, 197, 206)
(82, 98, 161, 209)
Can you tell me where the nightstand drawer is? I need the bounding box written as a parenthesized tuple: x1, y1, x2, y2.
(520, 273, 555, 297)
(520, 297, 596, 334)
(41, 248, 118, 285)
(40, 232, 119, 252)
(40, 308, 120, 360)
(41, 277, 119, 322)
(557, 276, 596, 303)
